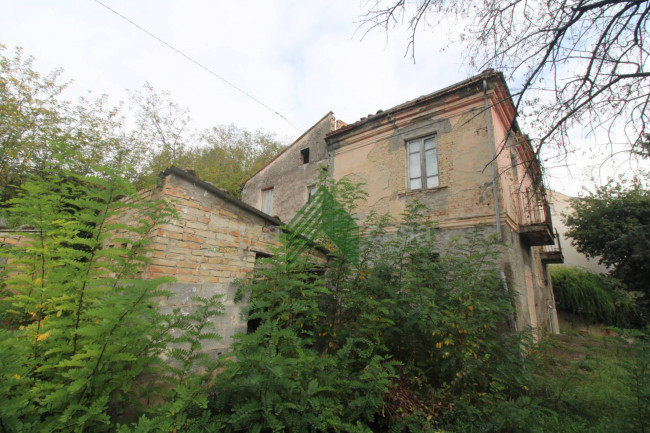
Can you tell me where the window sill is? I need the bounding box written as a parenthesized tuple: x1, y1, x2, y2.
(397, 185, 448, 198)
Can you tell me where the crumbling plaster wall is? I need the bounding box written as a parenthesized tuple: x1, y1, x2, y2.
(241, 113, 334, 223)
(327, 92, 498, 229)
(326, 86, 558, 335)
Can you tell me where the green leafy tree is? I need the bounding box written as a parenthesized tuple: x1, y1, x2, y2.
(565, 177, 650, 296)
(0, 45, 146, 207)
(0, 153, 222, 432)
(128, 85, 285, 198)
(188, 125, 285, 198)
(128, 82, 192, 172)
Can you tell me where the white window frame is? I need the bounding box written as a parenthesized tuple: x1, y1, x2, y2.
(406, 134, 439, 190)
(261, 187, 274, 215)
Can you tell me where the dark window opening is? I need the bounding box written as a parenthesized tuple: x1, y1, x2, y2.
(300, 148, 310, 164)
(247, 251, 274, 334)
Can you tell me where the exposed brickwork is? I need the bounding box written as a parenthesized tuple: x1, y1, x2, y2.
(138, 174, 280, 284)
(241, 71, 560, 336)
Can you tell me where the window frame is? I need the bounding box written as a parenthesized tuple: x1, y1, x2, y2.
(261, 187, 274, 215)
(307, 184, 317, 202)
(406, 134, 440, 191)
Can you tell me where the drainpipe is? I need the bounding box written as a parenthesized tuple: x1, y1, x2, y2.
(484, 79, 518, 335)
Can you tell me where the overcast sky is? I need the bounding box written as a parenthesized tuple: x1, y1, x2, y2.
(2, 1, 643, 195)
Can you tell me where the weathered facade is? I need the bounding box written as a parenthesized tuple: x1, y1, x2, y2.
(131, 167, 284, 357)
(242, 70, 563, 335)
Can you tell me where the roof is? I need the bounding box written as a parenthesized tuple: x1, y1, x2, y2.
(162, 166, 283, 226)
(326, 69, 509, 139)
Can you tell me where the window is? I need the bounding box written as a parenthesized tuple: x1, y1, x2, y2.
(262, 187, 273, 215)
(407, 135, 439, 190)
(300, 148, 310, 164)
(307, 184, 318, 201)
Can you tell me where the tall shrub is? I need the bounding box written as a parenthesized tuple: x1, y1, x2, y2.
(550, 266, 639, 326)
(0, 160, 222, 432)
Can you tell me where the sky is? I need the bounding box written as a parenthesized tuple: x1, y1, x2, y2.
(1, 0, 644, 196)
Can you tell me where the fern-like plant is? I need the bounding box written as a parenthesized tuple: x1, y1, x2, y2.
(0, 158, 222, 432)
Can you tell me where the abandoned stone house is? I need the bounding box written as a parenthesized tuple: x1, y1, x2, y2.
(0, 167, 327, 357)
(0, 70, 563, 353)
(241, 69, 563, 334)
(113, 167, 287, 357)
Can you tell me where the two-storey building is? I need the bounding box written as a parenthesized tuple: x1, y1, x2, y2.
(242, 70, 562, 334)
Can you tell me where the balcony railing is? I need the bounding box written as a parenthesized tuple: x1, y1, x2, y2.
(515, 187, 554, 246)
(540, 228, 564, 264)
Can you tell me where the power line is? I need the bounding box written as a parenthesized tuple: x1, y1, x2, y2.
(92, 0, 301, 131)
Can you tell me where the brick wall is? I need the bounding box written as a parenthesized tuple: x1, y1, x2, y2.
(133, 172, 285, 356)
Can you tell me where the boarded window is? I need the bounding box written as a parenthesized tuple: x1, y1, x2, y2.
(407, 135, 439, 190)
(262, 187, 274, 215)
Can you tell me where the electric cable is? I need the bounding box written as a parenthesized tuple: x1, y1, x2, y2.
(92, 0, 301, 131)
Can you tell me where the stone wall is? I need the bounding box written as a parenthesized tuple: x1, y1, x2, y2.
(132, 171, 286, 356)
(241, 112, 335, 223)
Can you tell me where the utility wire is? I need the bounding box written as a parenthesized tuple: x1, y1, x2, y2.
(92, 0, 301, 131)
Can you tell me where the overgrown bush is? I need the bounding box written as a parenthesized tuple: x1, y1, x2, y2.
(203, 173, 536, 432)
(0, 158, 223, 432)
(550, 266, 640, 327)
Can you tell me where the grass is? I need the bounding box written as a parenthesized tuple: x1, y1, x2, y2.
(531, 326, 649, 433)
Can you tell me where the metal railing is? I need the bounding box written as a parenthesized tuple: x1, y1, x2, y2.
(516, 187, 552, 226)
(542, 228, 563, 255)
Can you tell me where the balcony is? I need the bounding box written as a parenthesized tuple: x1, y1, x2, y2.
(540, 229, 564, 264)
(516, 188, 554, 246)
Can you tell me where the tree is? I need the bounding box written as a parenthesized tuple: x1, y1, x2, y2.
(127, 84, 285, 197)
(565, 176, 650, 295)
(359, 0, 650, 162)
(189, 125, 285, 197)
(128, 82, 192, 171)
(0, 45, 146, 205)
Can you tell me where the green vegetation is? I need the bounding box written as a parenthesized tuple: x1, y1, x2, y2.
(532, 329, 649, 433)
(551, 266, 640, 327)
(565, 177, 650, 297)
(0, 155, 223, 432)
